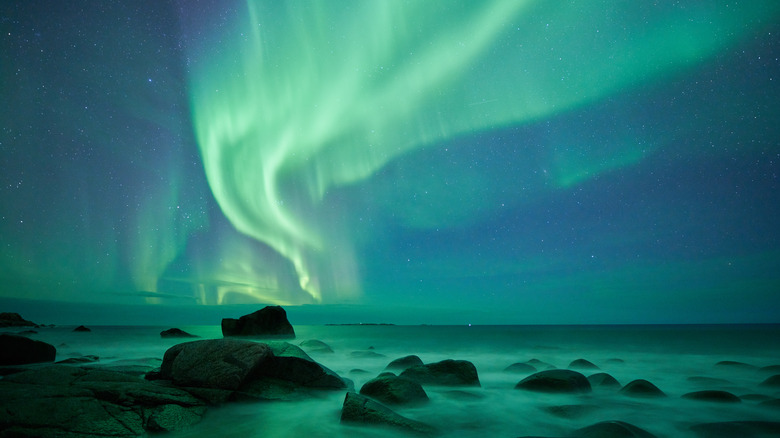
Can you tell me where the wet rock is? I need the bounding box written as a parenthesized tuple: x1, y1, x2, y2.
(221, 305, 295, 338)
(588, 372, 621, 388)
(73, 325, 91, 332)
(682, 390, 741, 403)
(340, 391, 435, 435)
(0, 365, 206, 437)
(568, 359, 599, 370)
(385, 355, 424, 372)
(400, 359, 480, 387)
(515, 369, 591, 394)
(160, 339, 345, 402)
(0, 312, 37, 327)
(526, 358, 556, 369)
(714, 360, 757, 370)
(620, 379, 666, 398)
(690, 421, 780, 438)
(0, 333, 56, 365)
(351, 350, 387, 358)
(359, 373, 428, 405)
(575, 420, 657, 438)
(299, 339, 334, 353)
(759, 364, 780, 374)
(57, 355, 99, 364)
(759, 374, 780, 388)
(160, 328, 198, 338)
(504, 362, 537, 374)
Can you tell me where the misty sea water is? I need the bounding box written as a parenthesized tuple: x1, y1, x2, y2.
(15, 324, 780, 437)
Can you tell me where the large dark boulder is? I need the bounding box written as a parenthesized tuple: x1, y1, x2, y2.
(0, 365, 206, 437)
(682, 390, 741, 403)
(515, 369, 591, 394)
(221, 305, 295, 338)
(400, 359, 480, 387)
(340, 391, 435, 434)
(0, 312, 37, 327)
(359, 373, 428, 405)
(159, 339, 345, 402)
(760, 374, 780, 388)
(620, 379, 666, 398)
(160, 328, 198, 338)
(575, 420, 657, 438)
(385, 355, 424, 372)
(0, 333, 56, 365)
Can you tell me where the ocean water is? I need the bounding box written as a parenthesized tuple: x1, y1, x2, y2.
(15, 324, 780, 437)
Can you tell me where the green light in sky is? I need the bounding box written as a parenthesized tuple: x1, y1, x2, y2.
(187, 0, 780, 304)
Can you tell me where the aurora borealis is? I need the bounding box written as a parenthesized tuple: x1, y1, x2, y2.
(2, 1, 780, 323)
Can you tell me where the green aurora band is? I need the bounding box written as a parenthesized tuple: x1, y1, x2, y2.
(188, 1, 780, 304)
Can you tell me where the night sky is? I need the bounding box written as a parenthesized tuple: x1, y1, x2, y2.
(1, 1, 779, 324)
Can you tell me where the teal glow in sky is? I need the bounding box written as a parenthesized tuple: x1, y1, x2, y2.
(1, 1, 779, 323)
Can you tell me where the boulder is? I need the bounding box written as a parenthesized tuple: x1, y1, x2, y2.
(714, 360, 757, 370)
(515, 370, 592, 394)
(569, 359, 599, 370)
(385, 355, 424, 372)
(400, 359, 480, 387)
(160, 328, 198, 338)
(588, 372, 621, 389)
(0, 333, 56, 365)
(159, 339, 345, 402)
(299, 339, 334, 353)
(57, 355, 100, 364)
(620, 379, 666, 398)
(0, 365, 206, 437)
(504, 362, 537, 374)
(340, 391, 435, 434)
(73, 325, 91, 332)
(542, 404, 598, 419)
(0, 312, 37, 327)
(575, 420, 657, 438)
(682, 390, 741, 403)
(760, 374, 780, 387)
(359, 373, 428, 405)
(221, 305, 295, 338)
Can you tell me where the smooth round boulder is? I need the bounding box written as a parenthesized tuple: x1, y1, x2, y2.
(620, 379, 666, 398)
(569, 359, 599, 370)
(341, 392, 435, 434)
(299, 339, 334, 353)
(760, 374, 780, 388)
(160, 328, 198, 338)
(515, 369, 591, 394)
(0, 334, 56, 365)
(588, 372, 621, 388)
(400, 359, 480, 387)
(221, 306, 295, 338)
(682, 390, 741, 403)
(359, 373, 428, 405)
(385, 355, 424, 372)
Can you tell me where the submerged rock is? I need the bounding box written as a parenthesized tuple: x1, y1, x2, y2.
(542, 404, 599, 419)
(0, 333, 56, 365)
(587, 372, 621, 389)
(568, 359, 599, 370)
(759, 374, 780, 388)
(0, 312, 37, 327)
(221, 305, 295, 338)
(56, 354, 99, 364)
(0, 365, 206, 437)
(400, 359, 480, 387)
(515, 369, 591, 394)
(620, 379, 666, 398)
(575, 420, 657, 438)
(73, 325, 91, 332)
(682, 390, 741, 403)
(299, 339, 334, 353)
(359, 373, 428, 405)
(714, 360, 757, 370)
(340, 391, 435, 434)
(504, 362, 537, 374)
(385, 355, 424, 372)
(160, 328, 198, 338)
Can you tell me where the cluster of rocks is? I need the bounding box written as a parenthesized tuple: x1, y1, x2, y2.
(3, 309, 780, 437)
